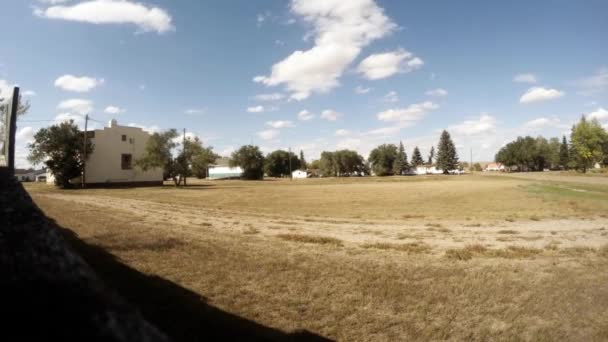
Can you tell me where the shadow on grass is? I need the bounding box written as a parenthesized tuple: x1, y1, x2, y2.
(55, 223, 331, 342)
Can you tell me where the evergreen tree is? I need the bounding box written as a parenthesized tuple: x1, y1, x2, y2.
(299, 150, 307, 170)
(392, 141, 410, 175)
(411, 146, 424, 168)
(427, 146, 435, 165)
(436, 130, 459, 173)
(559, 135, 569, 170)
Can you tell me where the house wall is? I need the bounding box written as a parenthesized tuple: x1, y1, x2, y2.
(85, 124, 163, 185)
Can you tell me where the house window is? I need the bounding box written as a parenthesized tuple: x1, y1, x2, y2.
(121, 134, 127, 142)
(121, 154, 132, 170)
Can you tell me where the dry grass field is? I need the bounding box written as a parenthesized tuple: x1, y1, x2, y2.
(25, 173, 608, 341)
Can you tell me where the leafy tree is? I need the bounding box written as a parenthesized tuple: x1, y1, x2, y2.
(299, 150, 307, 170)
(410, 146, 424, 168)
(28, 120, 93, 188)
(392, 141, 410, 175)
(186, 137, 219, 178)
(265, 149, 301, 177)
(309, 159, 321, 170)
(427, 146, 435, 165)
(136, 129, 181, 185)
(436, 130, 459, 173)
(319, 150, 367, 177)
(473, 162, 483, 172)
(368, 144, 398, 176)
(559, 135, 570, 170)
(230, 145, 265, 180)
(569, 116, 608, 172)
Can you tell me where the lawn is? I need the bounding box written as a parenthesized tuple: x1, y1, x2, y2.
(25, 173, 608, 341)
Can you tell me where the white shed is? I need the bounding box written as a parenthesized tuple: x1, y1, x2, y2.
(292, 170, 308, 179)
(208, 157, 243, 179)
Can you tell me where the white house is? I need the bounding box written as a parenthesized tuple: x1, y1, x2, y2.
(47, 119, 163, 186)
(415, 166, 444, 175)
(15, 169, 45, 182)
(208, 157, 243, 179)
(414, 165, 464, 175)
(485, 162, 505, 172)
(292, 170, 308, 179)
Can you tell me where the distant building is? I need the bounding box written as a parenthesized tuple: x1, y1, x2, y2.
(46, 119, 163, 186)
(292, 170, 308, 179)
(485, 162, 505, 172)
(414, 166, 444, 175)
(208, 157, 243, 179)
(15, 169, 45, 182)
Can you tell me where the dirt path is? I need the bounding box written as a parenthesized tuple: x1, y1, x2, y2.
(38, 193, 608, 252)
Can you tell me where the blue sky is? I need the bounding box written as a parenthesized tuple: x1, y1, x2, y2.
(2, 0, 607, 168)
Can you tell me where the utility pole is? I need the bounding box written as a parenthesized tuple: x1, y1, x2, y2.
(6, 87, 19, 177)
(288, 146, 293, 180)
(182, 128, 186, 186)
(82, 114, 88, 188)
(470, 147, 473, 172)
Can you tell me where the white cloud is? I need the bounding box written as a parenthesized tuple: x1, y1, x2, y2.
(522, 117, 562, 130)
(513, 73, 537, 83)
(266, 120, 295, 129)
(588, 107, 608, 121)
(519, 87, 564, 104)
(365, 126, 401, 136)
(448, 114, 497, 136)
(354, 86, 372, 94)
(383, 90, 398, 103)
(104, 105, 125, 114)
(425, 88, 448, 97)
(23, 90, 37, 96)
(184, 108, 204, 115)
(54, 112, 84, 125)
(128, 123, 160, 134)
(357, 49, 423, 80)
(253, 93, 284, 101)
(54, 74, 103, 92)
(257, 129, 280, 140)
(574, 67, 608, 96)
(38, 0, 71, 4)
(336, 138, 362, 150)
(377, 101, 438, 124)
(298, 110, 314, 121)
(34, 0, 174, 34)
(57, 98, 93, 114)
(247, 105, 265, 113)
(16, 126, 35, 143)
(320, 109, 342, 121)
(335, 129, 351, 136)
(171, 131, 199, 145)
(253, 0, 396, 100)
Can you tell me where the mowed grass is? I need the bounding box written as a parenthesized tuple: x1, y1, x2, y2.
(23, 173, 608, 340)
(26, 173, 608, 221)
(29, 193, 608, 341)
